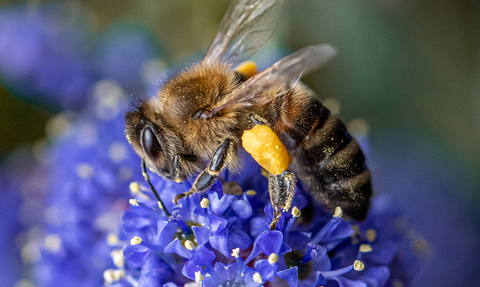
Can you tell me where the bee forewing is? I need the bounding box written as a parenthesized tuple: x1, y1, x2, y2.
(211, 44, 337, 113)
(203, 0, 283, 65)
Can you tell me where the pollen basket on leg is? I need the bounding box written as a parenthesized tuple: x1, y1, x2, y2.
(241, 125, 291, 175)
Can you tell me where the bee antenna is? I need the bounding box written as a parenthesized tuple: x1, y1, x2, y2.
(141, 158, 171, 217)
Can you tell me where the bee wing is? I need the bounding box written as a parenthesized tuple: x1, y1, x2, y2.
(210, 44, 336, 114)
(203, 0, 283, 65)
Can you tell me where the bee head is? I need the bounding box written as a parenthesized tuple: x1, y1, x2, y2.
(125, 100, 203, 181)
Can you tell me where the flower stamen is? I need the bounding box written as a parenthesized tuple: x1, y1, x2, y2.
(200, 198, 210, 208)
(268, 253, 279, 264)
(253, 272, 263, 283)
(195, 271, 204, 282)
(130, 236, 142, 245)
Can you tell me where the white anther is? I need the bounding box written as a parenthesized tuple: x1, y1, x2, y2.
(353, 260, 365, 271)
(107, 233, 119, 246)
(129, 182, 140, 193)
(111, 249, 124, 268)
(44, 234, 61, 252)
(359, 244, 372, 253)
(291, 206, 301, 217)
(129, 198, 139, 206)
(231, 247, 240, 258)
(185, 240, 195, 250)
(103, 269, 115, 284)
(268, 253, 279, 264)
(253, 272, 263, 283)
(130, 236, 142, 245)
(246, 190, 256, 195)
(366, 229, 377, 242)
(200, 198, 210, 208)
(195, 271, 205, 282)
(333, 206, 343, 218)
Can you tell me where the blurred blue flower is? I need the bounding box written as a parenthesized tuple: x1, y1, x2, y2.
(0, 2, 163, 110)
(15, 79, 152, 287)
(0, 170, 24, 287)
(0, 2, 93, 109)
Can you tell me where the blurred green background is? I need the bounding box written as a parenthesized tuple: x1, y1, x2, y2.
(1, 0, 479, 175)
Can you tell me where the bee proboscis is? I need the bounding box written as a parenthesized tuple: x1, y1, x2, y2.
(125, 0, 372, 228)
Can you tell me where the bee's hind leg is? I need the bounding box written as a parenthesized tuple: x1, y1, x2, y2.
(174, 138, 237, 204)
(268, 170, 296, 230)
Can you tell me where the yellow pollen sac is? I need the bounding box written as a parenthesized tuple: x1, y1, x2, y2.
(235, 61, 257, 79)
(242, 125, 291, 175)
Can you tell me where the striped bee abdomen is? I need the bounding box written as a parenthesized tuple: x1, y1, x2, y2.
(276, 95, 372, 221)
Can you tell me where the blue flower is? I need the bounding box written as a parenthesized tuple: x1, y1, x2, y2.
(110, 151, 419, 287)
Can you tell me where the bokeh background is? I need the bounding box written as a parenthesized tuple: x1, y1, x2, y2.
(1, 0, 479, 286)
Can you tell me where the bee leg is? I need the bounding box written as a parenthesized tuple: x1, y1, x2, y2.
(171, 154, 184, 183)
(268, 170, 296, 230)
(142, 158, 171, 217)
(174, 138, 236, 204)
(246, 112, 270, 128)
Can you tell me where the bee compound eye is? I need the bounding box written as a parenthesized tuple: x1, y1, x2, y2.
(142, 127, 162, 161)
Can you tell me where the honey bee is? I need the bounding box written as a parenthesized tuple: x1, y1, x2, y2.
(125, 0, 372, 227)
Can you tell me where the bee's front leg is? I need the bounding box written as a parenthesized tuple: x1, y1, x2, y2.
(174, 138, 236, 204)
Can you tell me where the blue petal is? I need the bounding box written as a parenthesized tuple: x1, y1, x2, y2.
(164, 238, 192, 259)
(123, 244, 151, 267)
(207, 185, 235, 215)
(209, 219, 252, 258)
(363, 242, 397, 265)
(314, 271, 327, 286)
(332, 276, 367, 287)
(245, 231, 285, 263)
(214, 262, 237, 284)
(182, 245, 216, 280)
(277, 267, 299, 287)
(312, 217, 353, 245)
(231, 193, 253, 219)
(208, 212, 227, 235)
(192, 226, 210, 246)
(153, 221, 178, 249)
(358, 267, 390, 287)
(250, 216, 270, 237)
(254, 259, 277, 282)
(138, 253, 174, 287)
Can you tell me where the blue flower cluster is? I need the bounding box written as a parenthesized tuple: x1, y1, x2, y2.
(104, 153, 418, 287)
(2, 3, 420, 287)
(0, 3, 166, 286)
